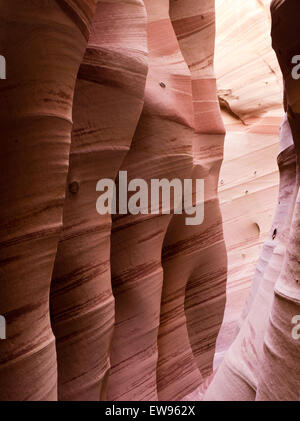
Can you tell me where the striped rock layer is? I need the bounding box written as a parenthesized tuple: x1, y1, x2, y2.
(50, 0, 148, 401)
(256, 0, 300, 400)
(214, 0, 283, 358)
(0, 0, 147, 401)
(204, 0, 300, 401)
(162, 0, 227, 394)
(4, 0, 296, 403)
(107, 0, 227, 401)
(0, 0, 226, 401)
(108, 0, 198, 401)
(0, 0, 97, 400)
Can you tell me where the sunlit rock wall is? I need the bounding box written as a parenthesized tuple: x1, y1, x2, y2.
(214, 0, 283, 364)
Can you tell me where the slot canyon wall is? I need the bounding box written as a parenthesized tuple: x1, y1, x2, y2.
(0, 0, 299, 402)
(204, 0, 300, 400)
(214, 0, 283, 365)
(0, 0, 226, 401)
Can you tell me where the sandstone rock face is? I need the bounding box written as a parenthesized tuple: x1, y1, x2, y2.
(204, 0, 300, 401)
(50, 0, 148, 401)
(2, 0, 298, 403)
(214, 0, 283, 361)
(205, 116, 297, 400)
(106, 0, 227, 401)
(107, 0, 199, 401)
(0, 0, 226, 401)
(0, 0, 96, 400)
(168, 0, 227, 387)
(256, 0, 300, 400)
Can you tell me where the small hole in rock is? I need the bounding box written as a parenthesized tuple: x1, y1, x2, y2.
(69, 181, 79, 194)
(272, 228, 277, 240)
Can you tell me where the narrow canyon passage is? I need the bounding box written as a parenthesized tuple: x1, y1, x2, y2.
(204, 0, 300, 401)
(0, 0, 299, 403)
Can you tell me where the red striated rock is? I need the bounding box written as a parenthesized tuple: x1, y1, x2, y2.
(214, 0, 282, 360)
(50, 0, 148, 401)
(204, 0, 300, 401)
(255, 0, 300, 400)
(204, 115, 297, 400)
(0, 0, 97, 400)
(0, 0, 227, 402)
(4, 0, 298, 403)
(157, 0, 227, 400)
(106, 0, 226, 402)
(107, 0, 198, 401)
